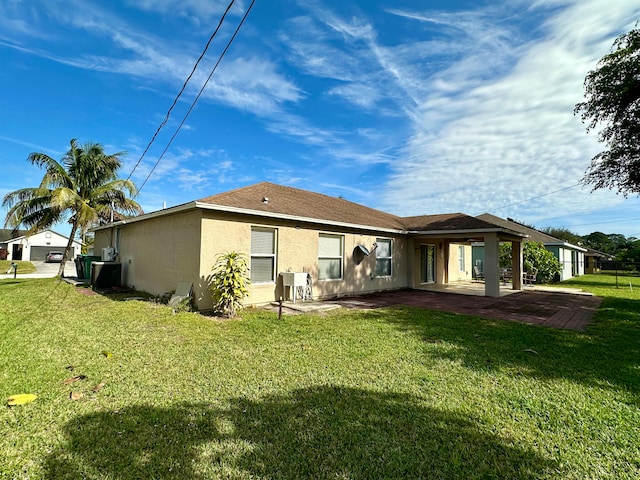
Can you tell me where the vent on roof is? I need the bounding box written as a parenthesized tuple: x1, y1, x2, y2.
(262, 197, 269, 204)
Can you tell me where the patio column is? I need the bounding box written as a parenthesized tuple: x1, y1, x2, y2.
(484, 232, 500, 297)
(511, 240, 523, 290)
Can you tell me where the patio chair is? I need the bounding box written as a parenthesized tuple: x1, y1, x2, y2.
(501, 268, 512, 284)
(523, 269, 537, 287)
(473, 265, 484, 282)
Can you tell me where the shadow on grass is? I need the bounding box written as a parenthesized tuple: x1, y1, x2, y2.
(379, 297, 640, 402)
(44, 386, 555, 479)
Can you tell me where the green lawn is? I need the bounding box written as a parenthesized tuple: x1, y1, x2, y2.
(1, 275, 639, 479)
(0, 260, 37, 275)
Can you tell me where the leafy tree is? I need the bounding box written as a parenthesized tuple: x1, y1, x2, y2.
(2, 139, 142, 276)
(582, 231, 632, 256)
(575, 26, 640, 194)
(540, 226, 583, 245)
(619, 239, 640, 263)
(505, 218, 537, 229)
(210, 252, 250, 318)
(500, 241, 562, 283)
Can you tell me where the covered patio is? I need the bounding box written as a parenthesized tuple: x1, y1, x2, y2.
(418, 280, 521, 297)
(403, 213, 528, 297)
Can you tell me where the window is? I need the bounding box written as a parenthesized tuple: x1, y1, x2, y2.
(318, 234, 343, 280)
(251, 227, 276, 283)
(458, 245, 465, 272)
(375, 238, 392, 277)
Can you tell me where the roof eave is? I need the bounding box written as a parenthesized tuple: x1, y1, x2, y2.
(91, 201, 408, 234)
(545, 242, 588, 252)
(195, 202, 407, 234)
(90, 201, 199, 231)
(409, 228, 528, 238)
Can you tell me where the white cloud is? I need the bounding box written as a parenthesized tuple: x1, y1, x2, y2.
(379, 0, 640, 225)
(125, 0, 245, 26)
(0, 0, 301, 119)
(204, 57, 303, 113)
(327, 84, 380, 110)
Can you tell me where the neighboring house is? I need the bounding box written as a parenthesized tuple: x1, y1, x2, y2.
(92, 182, 527, 310)
(0, 229, 27, 259)
(472, 213, 586, 281)
(2, 229, 81, 261)
(0, 228, 27, 250)
(584, 247, 612, 274)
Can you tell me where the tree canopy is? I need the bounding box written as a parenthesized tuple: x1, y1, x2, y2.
(2, 139, 143, 276)
(539, 226, 583, 245)
(575, 26, 640, 194)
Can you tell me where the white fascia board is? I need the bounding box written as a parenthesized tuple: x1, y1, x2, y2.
(194, 202, 406, 234)
(90, 202, 199, 231)
(91, 201, 406, 235)
(545, 242, 588, 252)
(409, 228, 528, 238)
(5, 229, 81, 245)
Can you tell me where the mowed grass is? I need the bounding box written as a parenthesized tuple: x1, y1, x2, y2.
(0, 260, 37, 275)
(0, 276, 639, 479)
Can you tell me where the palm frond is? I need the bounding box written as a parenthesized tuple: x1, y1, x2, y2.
(28, 153, 72, 190)
(3, 187, 46, 209)
(5, 137, 138, 235)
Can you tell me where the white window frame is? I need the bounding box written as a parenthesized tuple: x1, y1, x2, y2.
(458, 245, 465, 272)
(375, 238, 392, 277)
(251, 227, 277, 283)
(318, 233, 343, 281)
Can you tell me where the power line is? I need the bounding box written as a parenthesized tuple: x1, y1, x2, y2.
(125, 0, 238, 182)
(480, 183, 582, 214)
(555, 217, 640, 228)
(134, 0, 256, 199)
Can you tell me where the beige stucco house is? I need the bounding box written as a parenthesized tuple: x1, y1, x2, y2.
(92, 182, 527, 310)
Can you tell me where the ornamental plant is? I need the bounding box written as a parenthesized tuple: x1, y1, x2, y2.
(210, 251, 250, 318)
(499, 241, 562, 283)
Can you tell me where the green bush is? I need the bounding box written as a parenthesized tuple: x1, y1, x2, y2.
(500, 241, 562, 283)
(210, 251, 250, 318)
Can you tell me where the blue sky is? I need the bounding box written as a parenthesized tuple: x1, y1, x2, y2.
(1, 0, 640, 238)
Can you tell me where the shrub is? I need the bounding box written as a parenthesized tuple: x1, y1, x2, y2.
(210, 252, 250, 318)
(0, 248, 7, 261)
(500, 241, 562, 283)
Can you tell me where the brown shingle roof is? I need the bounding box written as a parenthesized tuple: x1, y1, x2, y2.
(197, 182, 407, 230)
(402, 213, 507, 232)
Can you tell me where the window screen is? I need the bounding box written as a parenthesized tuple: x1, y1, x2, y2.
(375, 238, 392, 277)
(318, 234, 343, 280)
(251, 227, 276, 283)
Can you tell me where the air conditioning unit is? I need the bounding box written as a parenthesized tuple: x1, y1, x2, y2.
(102, 247, 116, 261)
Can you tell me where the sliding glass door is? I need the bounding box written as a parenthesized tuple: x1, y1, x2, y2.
(420, 244, 436, 283)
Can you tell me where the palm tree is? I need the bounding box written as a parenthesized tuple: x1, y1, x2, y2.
(3, 139, 143, 276)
